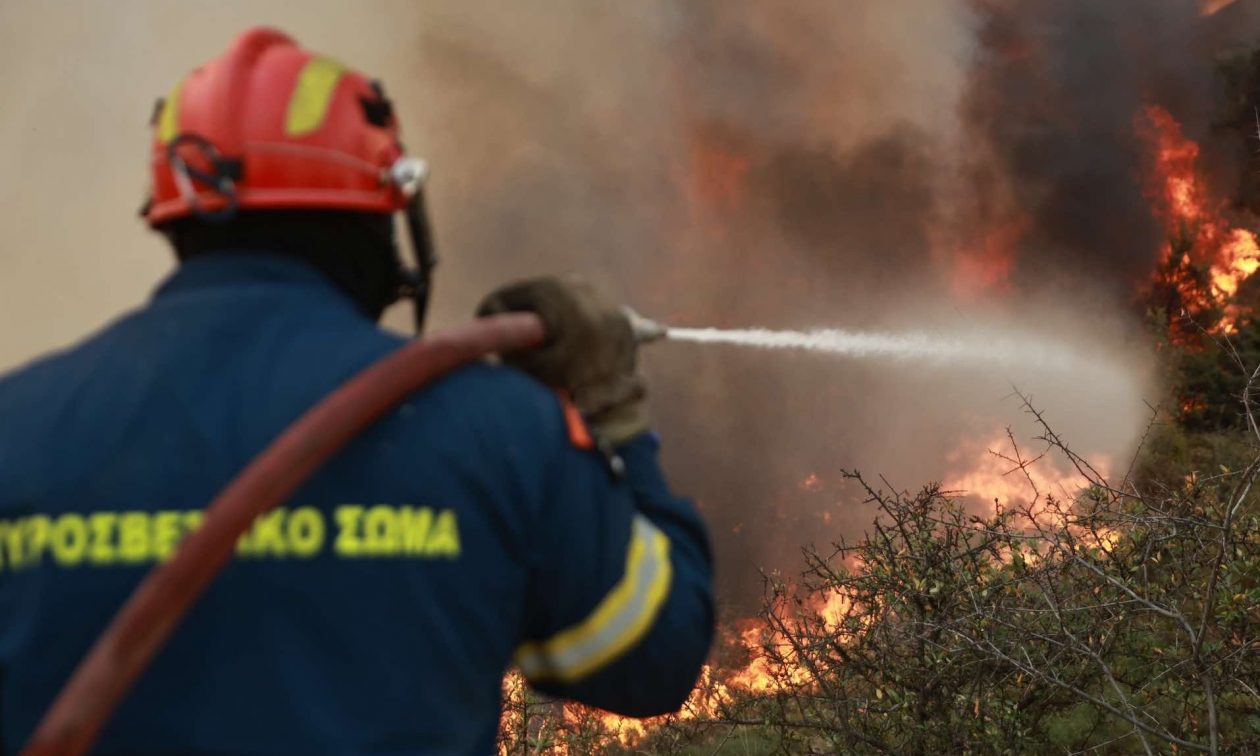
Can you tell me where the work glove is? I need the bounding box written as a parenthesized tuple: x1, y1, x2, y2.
(477, 276, 650, 446)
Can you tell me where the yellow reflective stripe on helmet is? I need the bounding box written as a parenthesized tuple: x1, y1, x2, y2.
(285, 56, 347, 136)
(515, 515, 673, 684)
(157, 78, 185, 144)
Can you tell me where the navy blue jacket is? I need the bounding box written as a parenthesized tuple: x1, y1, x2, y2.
(0, 254, 713, 755)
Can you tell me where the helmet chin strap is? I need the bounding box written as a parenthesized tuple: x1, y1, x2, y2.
(388, 157, 438, 334)
(399, 180, 438, 335)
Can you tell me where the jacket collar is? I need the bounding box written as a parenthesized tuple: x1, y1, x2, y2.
(152, 251, 351, 305)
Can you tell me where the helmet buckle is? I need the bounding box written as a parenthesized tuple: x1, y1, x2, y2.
(389, 157, 428, 198)
(166, 133, 242, 222)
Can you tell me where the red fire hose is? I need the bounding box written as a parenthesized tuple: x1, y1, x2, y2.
(21, 312, 547, 756)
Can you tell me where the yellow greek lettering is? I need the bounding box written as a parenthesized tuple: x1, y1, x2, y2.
(51, 514, 88, 566)
(183, 511, 205, 533)
(1, 505, 457, 567)
(399, 507, 433, 555)
(424, 509, 461, 558)
(0, 521, 13, 571)
(247, 510, 287, 557)
(235, 524, 255, 555)
(26, 516, 51, 566)
(152, 511, 182, 561)
(363, 505, 398, 556)
(88, 512, 118, 564)
(118, 512, 151, 563)
(287, 508, 325, 557)
(334, 505, 364, 556)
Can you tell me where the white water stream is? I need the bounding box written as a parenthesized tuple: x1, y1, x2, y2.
(665, 326, 1122, 379)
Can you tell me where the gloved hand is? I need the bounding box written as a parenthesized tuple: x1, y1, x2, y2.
(477, 276, 650, 445)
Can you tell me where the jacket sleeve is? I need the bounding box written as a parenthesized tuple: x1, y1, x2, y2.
(515, 430, 714, 717)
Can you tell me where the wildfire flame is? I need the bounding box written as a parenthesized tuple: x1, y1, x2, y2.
(937, 214, 1025, 300)
(1141, 105, 1260, 329)
(942, 432, 1120, 559)
(1200, 0, 1241, 16)
(726, 589, 856, 695)
(499, 440, 1124, 752)
(941, 432, 1109, 507)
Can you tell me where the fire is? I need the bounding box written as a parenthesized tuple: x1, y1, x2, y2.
(942, 432, 1107, 507)
(728, 618, 805, 694)
(684, 130, 750, 215)
(497, 100, 1254, 756)
(949, 222, 1022, 299)
(725, 586, 862, 695)
(1141, 105, 1260, 328)
(931, 215, 1025, 301)
(1216, 228, 1260, 299)
(940, 432, 1123, 560)
(498, 584, 864, 751)
(1200, 0, 1241, 15)
(498, 430, 1128, 752)
(500, 661, 745, 752)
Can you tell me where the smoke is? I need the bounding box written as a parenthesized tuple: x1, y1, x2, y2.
(1, 1, 1244, 608)
(945, 0, 1218, 294)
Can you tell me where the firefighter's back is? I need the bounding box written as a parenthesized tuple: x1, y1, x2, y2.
(0, 254, 561, 754)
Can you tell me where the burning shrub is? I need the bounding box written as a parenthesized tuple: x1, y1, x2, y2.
(732, 397, 1260, 754)
(495, 347, 1260, 753)
(498, 380, 1260, 754)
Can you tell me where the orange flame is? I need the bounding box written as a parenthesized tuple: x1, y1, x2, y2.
(941, 433, 1107, 507)
(941, 431, 1120, 559)
(499, 429, 1124, 751)
(1200, 0, 1240, 15)
(685, 134, 750, 214)
(931, 215, 1025, 301)
(1141, 105, 1260, 329)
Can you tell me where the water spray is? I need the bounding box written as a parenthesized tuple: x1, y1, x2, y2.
(665, 326, 1078, 370)
(626, 309, 1133, 387)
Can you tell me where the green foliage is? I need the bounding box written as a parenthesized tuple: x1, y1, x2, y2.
(1175, 315, 1260, 432)
(738, 453, 1260, 754)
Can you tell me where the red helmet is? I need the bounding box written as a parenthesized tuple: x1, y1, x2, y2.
(144, 27, 424, 226)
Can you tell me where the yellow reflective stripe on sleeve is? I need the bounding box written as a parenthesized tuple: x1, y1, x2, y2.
(157, 78, 185, 144)
(515, 515, 673, 684)
(285, 56, 347, 136)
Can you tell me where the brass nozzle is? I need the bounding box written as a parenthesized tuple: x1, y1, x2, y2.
(622, 306, 668, 344)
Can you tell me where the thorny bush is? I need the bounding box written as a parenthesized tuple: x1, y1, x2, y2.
(501, 362, 1260, 754)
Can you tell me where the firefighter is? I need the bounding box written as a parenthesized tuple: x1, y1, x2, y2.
(0, 27, 713, 755)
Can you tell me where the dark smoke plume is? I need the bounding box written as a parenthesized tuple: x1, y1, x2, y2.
(953, 0, 1230, 293)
